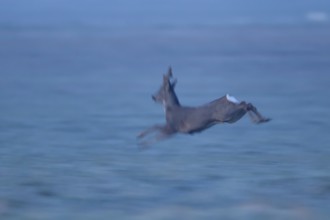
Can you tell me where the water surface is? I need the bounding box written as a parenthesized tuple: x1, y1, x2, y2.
(1, 20, 330, 220)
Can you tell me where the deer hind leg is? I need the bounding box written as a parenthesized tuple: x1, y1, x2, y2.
(245, 103, 271, 124)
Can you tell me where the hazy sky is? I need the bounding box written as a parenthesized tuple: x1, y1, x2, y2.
(1, 0, 329, 28)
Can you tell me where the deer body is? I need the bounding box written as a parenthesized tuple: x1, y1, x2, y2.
(164, 95, 254, 133)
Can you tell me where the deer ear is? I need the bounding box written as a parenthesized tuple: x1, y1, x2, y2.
(171, 78, 177, 88)
(167, 66, 173, 78)
(163, 66, 173, 82)
(163, 75, 168, 83)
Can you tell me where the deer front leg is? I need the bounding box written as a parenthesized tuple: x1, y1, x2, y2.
(138, 131, 174, 149)
(137, 124, 165, 139)
(137, 124, 175, 149)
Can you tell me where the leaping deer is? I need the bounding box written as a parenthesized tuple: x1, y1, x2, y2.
(138, 67, 270, 146)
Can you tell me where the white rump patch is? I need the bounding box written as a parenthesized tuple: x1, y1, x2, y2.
(226, 94, 240, 104)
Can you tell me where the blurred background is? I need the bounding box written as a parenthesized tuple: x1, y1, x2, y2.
(1, 0, 330, 219)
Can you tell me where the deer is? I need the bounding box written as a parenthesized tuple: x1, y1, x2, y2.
(137, 67, 270, 146)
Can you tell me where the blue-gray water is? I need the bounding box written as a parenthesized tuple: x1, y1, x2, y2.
(1, 1, 330, 220)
